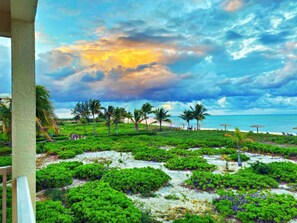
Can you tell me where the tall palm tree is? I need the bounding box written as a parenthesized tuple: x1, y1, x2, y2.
(112, 107, 125, 134)
(36, 85, 59, 141)
(104, 106, 114, 134)
(89, 99, 102, 135)
(190, 103, 210, 130)
(141, 102, 153, 131)
(130, 109, 145, 132)
(152, 108, 171, 132)
(225, 127, 252, 167)
(179, 110, 193, 128)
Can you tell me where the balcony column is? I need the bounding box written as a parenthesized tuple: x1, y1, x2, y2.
(11, 19, 36, 222)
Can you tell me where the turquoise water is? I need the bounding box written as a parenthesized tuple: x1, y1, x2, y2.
(170, 114, 297, 134)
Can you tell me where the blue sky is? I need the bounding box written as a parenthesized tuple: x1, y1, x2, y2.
(1, 0, 297, 117)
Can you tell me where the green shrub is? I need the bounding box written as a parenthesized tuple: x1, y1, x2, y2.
(57, 150, 77, 159)
(67, 181, 142, 223)
(102, 167, 171, 195)
(0, 156, 12, 167)
(164, 194, 179, 200)
(169, 148, 236, 157)
(44, 188, 68, 203)
(214, 190, 297, 223)
(186, 171, 278, 191)
(73, 163, 107, 180)
(164, 157, 216, 171)
(247, 161, 297, 183)
(36, 200, 74, 223)
(228, 153, 250, 162)
(173, 214, 216, 223)
(0, 147, 12, 156)
(37, 162, 82, 191)
(133, 147, 175, 162)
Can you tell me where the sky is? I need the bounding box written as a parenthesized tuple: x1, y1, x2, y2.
(1, 0, 297, 118)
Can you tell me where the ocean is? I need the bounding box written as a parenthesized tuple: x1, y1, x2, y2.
(169, 114, 297, 134)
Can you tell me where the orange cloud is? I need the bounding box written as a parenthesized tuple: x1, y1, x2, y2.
(223, 0, 244, 12)
(59, 38, 170, 72)
(58, 35, 209, 73)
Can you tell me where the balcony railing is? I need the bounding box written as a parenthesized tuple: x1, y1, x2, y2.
(0, 167, 35, 223)
(0, 166, 12, 223)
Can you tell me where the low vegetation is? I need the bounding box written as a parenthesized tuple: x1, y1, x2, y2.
(101, 167, 171, 196)
(164, 156, 216, 171)
(36, 161, 82, 191)
(67, 181, 143, 223)
(36, 200, 74, 223)
(186, 171, 278, 191)
(214, 190, 297, 223)
(173, 214, 216, 223)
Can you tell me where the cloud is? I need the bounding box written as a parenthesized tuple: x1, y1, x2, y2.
(13, 0, 297, 116)
(222, 0, 244, 12)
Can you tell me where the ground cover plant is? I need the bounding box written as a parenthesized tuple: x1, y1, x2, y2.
(173, 214, 216, 223)
(243, 161, 297, 183)
(36, 200, 74, 223)
(133, 147, 175, 162)
(67, 181, 143, 223)
(3, 121, 297, 222)
(186, 171, 278, 191)
(0, 147, 11, 156)
(164, 156, 217, 171)
(168, 147, 236, 157)
(36, 161, 82, 191)
(0, 156, 11, 167)
(227, 152, 250, 162)
(213, 190, 297, 223)
(101, 167, 171, 195)
(73, 163, 108, 180)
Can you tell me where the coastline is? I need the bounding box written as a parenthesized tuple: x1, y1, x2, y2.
(138, 118, 290, 136)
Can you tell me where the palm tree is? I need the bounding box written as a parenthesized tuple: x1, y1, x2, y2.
(112, 107, 125, 134)
(141, 102, 153, 131)
(0, 98, 12, 144)
(104, 106, 114, 134)
(126, 111, 132, 124)
(152, 108, 171, 132)
(130, 109, 145, 132)
(71, 101, 90, 129)
(179, 110, 193, 128)
(225, 128, 252, 167)
(36, 85, 59, 142)
(89, 99, 102, 135)
(190, 103, 210, 130)
(0, 86, 58, 143)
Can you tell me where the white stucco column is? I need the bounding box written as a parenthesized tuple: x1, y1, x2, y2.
(11, 19, 36, 222)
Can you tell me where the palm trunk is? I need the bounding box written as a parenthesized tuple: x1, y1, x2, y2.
(197, 119, 199, 130)
(108, 116, 111, 134)
(187, 121, 190, 127)
(92, 115, 95, 136)
(237, 145, 242, 167)
(116, 122, 118, 134)
(135, 123, 139, 132)
(146, 119, 148, 131)
(159, 121, 162, 132)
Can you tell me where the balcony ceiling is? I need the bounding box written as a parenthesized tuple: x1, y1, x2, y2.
(0, 0, 38, 38)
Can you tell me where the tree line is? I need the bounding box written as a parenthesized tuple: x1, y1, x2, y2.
(72, 99, 210, 134)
